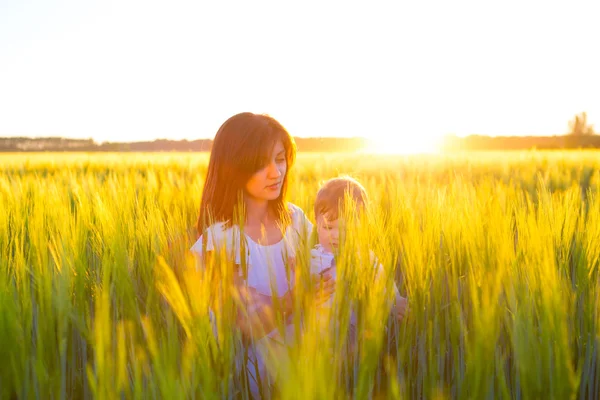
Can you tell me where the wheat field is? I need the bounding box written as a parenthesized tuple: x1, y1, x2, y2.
(1, 151, 600, 399)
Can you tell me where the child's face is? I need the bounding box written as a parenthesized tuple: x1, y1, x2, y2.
(316, 213, 340, 253)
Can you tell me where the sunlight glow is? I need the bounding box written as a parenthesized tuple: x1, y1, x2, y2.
(365, 134, 442, 155)
(0, 1, 598, 142)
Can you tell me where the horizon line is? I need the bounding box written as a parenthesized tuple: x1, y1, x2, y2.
(0, 133, 578, 144)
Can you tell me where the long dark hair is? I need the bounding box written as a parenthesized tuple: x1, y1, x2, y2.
(197, 112, 296, 235)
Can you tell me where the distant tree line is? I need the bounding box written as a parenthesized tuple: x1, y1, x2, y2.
(3, 135, 599, 153)
(442, 112, 597, 151)
(1, 113, 595, 152)
(0, 136, 369, 152)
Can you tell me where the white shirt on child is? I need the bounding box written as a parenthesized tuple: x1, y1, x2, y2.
(310, 244, 335, 275)
(310, 244, 358, 327)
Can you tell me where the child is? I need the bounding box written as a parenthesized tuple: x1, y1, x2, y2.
(310, 176, 408, 334)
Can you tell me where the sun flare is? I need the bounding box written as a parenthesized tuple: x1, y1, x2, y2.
(365, 134, 442, 155)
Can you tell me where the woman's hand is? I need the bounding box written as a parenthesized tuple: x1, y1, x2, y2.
(234, 285, 284, 339)
(239, 286, 273, 310)
(233, 270, 336, 340)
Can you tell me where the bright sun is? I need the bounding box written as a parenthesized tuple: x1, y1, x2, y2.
(365, 134, 443, 155)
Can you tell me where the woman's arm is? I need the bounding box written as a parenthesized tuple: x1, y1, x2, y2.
(233, 283, 293, 340)
(200, 250, 335, 341)
(233, 272, 336, 340)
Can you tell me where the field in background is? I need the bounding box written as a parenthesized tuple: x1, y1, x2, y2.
(1, 151, 600, 399)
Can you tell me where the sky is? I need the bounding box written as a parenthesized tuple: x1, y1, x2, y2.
(0, 0, 599, 150)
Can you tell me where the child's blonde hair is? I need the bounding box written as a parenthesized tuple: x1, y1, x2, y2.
(314, 176, 368, 220)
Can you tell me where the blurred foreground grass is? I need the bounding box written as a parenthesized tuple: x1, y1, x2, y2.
(1, 151, 599, 399)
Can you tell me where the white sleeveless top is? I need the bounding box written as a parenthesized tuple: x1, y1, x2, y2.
(190, 203, 313, 297)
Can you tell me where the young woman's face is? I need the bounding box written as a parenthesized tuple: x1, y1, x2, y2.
(317, 214, 340, 253)
(245, 140, 287, 202)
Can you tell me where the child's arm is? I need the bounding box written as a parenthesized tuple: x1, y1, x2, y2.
(370, 251, 408, 322)
(391, 285, 409, 321)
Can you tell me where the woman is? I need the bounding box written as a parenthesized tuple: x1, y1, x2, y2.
(190, 112, 334, 396)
